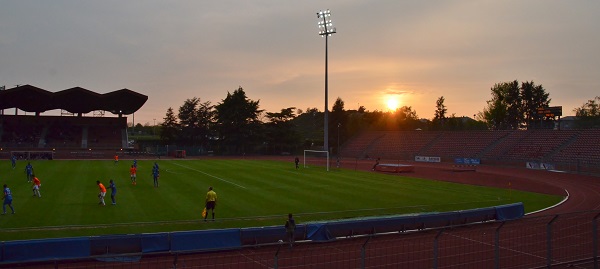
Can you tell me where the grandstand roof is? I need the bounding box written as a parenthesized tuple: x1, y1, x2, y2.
(0, 84, 147, 115)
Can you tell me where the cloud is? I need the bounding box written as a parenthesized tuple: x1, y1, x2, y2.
(1, 1, 599, 123)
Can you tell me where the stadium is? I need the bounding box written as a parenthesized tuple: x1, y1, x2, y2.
(2, 85, 600, 268)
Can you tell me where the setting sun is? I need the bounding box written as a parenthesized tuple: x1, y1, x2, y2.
(386, 97, 399, 111)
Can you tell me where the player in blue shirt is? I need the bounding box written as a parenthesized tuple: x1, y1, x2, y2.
(11, 155, 17, 169)
(25, 162, 34, 182)
(107, 180, 117, 205)
(133, 159, 138, 168)
(3, 184, 15, 215)
(152, 165, 160, 187)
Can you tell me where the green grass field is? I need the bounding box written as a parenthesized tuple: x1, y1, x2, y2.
(0, 158, 562, 241)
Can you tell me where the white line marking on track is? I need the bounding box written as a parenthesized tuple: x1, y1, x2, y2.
(171, 162, 247, 189)
(526, 189, 569, 216)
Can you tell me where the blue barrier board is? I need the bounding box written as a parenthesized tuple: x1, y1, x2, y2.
(2, 237, 90, 263)
(170, 228, 241, 252)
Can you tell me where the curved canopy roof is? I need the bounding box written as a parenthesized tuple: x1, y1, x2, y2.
(0, 84, 147, 115)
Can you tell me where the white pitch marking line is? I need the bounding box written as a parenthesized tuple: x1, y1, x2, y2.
(172, 162, 247, 189)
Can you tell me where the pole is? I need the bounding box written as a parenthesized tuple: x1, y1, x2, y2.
(547, 215, 558, 268)
(317, 9, 335, 153)
(337, 123, 341, 168)
(0, 85, 4, 115)
(337, 123, 340, 156)
(324, 33, 329, 152)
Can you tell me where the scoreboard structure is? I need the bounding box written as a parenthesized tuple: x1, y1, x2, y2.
(537, 106, 562, 118)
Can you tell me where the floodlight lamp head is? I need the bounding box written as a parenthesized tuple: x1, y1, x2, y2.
(317, 9, 331, 18)
(316, 9, 336, 36)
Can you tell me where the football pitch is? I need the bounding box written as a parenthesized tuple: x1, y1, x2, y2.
(0, 158, 562, 241)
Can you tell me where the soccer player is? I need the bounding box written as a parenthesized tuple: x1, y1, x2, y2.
(107, 179, 117, 205)
(11, 155, 16, 169)
(130, 165, 137, 185)
(294, 157, 300, 169)
(152, 165, 160, 187)
(97, 180, 106, 206)
(285, 213, 296, 249)
(2, 184, 15, 215)
(372, 158, 380, 171)
(204, 186, 217, 221)
(114, 155, 119, 165)
(32, 174, 42, 198)
(25, 162, 34, 182)
(133, 159, 137, 168)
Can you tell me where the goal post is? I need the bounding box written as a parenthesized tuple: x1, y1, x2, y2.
(303, 150, 330, 171)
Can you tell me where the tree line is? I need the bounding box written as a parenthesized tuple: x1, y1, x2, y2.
(149, 82, 598, 155)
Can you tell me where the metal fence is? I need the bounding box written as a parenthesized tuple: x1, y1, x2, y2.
(6, 210, 600, 269)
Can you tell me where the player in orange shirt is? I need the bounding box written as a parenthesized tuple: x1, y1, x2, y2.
(130, 165, 137, 185)
(97, 180, 106, 206)
(32, 174, 41, 198)
(114, 155, 119, 165)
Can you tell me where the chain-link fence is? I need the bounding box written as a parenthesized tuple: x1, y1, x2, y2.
(6, 210, 600, 269)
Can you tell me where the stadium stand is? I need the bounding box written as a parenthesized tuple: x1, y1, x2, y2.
(551, 129, 600, 164)
(339, 131, 385, 158)
(364, 131, 440, 159)
(0, 115, 45, 148)
(0, 84, 146, 159)
(341, 129, 600, 174)
(501, 129, 579, 161)
(0, 115, 126, 150)
(479, 130, 528, 160)
(419, 130, 509, 159)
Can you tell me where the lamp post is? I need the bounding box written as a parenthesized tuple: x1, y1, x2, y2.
(337, 122, 341, 156)
(317, 9, 336, 152)
(0, 85, 5, 115)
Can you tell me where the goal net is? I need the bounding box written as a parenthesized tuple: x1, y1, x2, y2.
(303, 150, 330, 171)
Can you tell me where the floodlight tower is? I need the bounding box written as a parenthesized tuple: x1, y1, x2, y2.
(317, 9, 336, 152)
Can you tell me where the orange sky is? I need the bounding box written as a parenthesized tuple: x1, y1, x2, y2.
(1, 1, 599, 125)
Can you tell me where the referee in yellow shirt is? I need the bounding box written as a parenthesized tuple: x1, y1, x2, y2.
(205, 186, 217, 221)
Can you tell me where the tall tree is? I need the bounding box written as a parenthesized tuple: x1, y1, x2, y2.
(482, 80, 548, 130)
(215, 86, 263, 154)
(357, 105, 366, 113)
(160, 107, 179, 145)
(265, 107, 299, 154)
(395, 106, 420, 130)
(330, 97, 347, 153)
(520, 81, 550, 129)
(373, 106, 420, 131)
(292, 108, 322, 149)
(177, 97, 215, 148)
(433, 96, 447, 129)
(504, 81, 522, 129)
(395, 106, 418, 121)
(573, 96, 600, 128)
(434, 96, 447, 120)
(178, 97, 200, 145)
(574, 96, 600, 117)
(197, 100, 216, 142)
